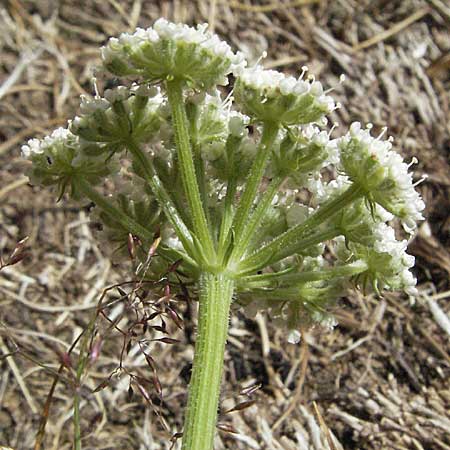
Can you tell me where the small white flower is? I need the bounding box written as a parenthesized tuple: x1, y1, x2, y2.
(104, 85, 130, 104)
(401, 269, 418, 296)
(372, 222, 406, 257)
(316, 175, 351, 203)
(305, 174, 326, 199)
(279, 76, 297, 95)
(21, 138, 43, 158)
(80, 95, 109, 115)
(287, 329, 301, 344)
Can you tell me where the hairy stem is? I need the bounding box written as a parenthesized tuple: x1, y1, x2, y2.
(229, 175, 284, 265)
(181, 272, 234, 450)
(227, 122, 279, 249)
(166, 80, 216, 262)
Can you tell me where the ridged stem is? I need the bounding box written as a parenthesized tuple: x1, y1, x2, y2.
(227, 122, 279, 248)
(228, 175, 284, 265)
(181, 272, 234, 450)
(166, 80, 216, 262)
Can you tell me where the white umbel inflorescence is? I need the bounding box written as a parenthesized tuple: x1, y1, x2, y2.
(21, 127, 72, 159)
(21, 22, 426, 345)
(339, 122, 425, 232)
(153, 20, 245, 70)
(101, 19, 246, 87)
(237, 65, 335, 114)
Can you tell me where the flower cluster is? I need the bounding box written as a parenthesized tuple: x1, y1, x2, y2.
(70, 84, 166, 155)
(240, 255, 343, 341)
(339, 122, 425, 232)
(22, 19, 425, 342)
(329, 198, 419, 294)
(102, 18, 246, 88)
(184, 91, 257, 183)
(22, 127, 117, 199)
(234, 66, 335, 124)
(186, 91, 233, 160)
(271, 125, 337, 181)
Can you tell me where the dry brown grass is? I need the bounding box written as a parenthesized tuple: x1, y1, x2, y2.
(1, 1, 449, 449)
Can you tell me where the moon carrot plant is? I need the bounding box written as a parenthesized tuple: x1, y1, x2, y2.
(22, 19, 425, 450)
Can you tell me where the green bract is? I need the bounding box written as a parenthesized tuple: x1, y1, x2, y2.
(21, 19, 426, 450)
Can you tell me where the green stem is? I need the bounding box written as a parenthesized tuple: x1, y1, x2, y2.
(193, 144, 212, 233)
(166, 80, 216, 262)
(217, 135, 241, 262)
(181, 272, 234, 450)
(239, 260, 368, 289)
(73, 394, 81, 450)
(228, 122, 279, 248)
(237, 227, 341, 275)
(127, 139, 196, 257)
(238, 184, 363, 273)
(229, 175, 284, 265)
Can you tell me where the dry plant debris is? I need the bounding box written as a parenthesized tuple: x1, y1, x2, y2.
(0, 1, 449, 449)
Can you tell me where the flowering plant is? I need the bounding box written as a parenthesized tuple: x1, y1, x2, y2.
(22, 19, 425, 450)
